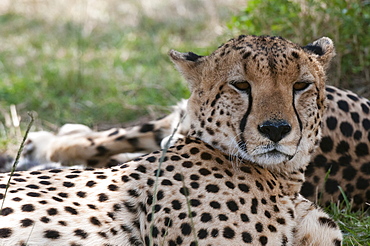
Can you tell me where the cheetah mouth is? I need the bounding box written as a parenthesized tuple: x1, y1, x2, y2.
(239, 142, 296, 165)
(238, 142, 295, 165)
(252, 150, 294, 165)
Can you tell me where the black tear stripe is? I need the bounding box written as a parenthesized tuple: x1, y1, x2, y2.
(239, 92, 253, 150)
(292, 85, 304, 149)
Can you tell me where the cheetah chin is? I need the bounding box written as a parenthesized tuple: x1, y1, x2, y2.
(243, 145, 295, 166)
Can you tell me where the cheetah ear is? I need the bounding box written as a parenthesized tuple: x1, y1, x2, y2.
(303, 37, 335, 70)
(169, 50, 204, 91)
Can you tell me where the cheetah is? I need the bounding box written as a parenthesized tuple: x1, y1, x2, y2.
(22, 86, 370, 211)
(0, 35, 342, 245)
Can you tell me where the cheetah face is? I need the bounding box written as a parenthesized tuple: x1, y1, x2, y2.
(170, 35, 335, 170)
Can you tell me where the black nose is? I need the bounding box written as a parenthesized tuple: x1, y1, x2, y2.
(258, 120, 292, 143)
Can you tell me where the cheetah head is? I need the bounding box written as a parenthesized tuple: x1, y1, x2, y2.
(169, 35, 335, 172)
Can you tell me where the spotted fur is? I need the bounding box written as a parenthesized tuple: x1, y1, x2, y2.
(0, 35, 342, 245)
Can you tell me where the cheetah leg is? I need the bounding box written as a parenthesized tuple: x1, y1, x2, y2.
(293, 195, 342, 246)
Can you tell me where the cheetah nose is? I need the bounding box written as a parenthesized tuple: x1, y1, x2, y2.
(258, 120, 292, 143)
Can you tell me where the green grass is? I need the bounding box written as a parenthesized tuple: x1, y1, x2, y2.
(0, 1, 235, 132)
(327, 202, 370, 245)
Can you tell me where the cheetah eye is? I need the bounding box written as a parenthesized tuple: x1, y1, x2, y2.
(293, 81, 311, 92)
(231, 81, 251, 92)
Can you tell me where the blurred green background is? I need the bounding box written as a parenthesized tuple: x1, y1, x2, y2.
(0, 1, 369, 244)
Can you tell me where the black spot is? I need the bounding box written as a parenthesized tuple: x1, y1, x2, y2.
(337, 100, 349, 112)
(170, 155, 181, 161)
(140, 123, 154, 133)
(325, 179, 339, 194)
(199, 168, 211, 176)
(197, 229, 208, 239)
(179, 161, 193, 169)
(25, 184, 39, 189)
(342, 166, 357, 181)
(44, 230, 60, 239)
(361, 103, 369, 114)
(354, 131, 362, 140)
(255, 222, 263, 232)
(300, 182, 315, 197)
(74, 229, 88, 239)
(291, 51, 299, 59)
(180, 187, 189, 196)
(242, 231, 252, 243)
(360, 162, 370, 175)
(63, 182, 75, 188)
(30, 171, 42, 175)
(39, 181, 51, 185)
(211, 229, 219, 237)
(128, 189, 140, 197)
(58, 221, 67, 226)
(180, 223, 192, 236)
(90, 216, 102, 226)
(243, 51, 251, 59)
(350, 112, 360, 123)
(264, 210, 271, 218)
(166, 165, 175, 171)
(340, 122, 353, 137)
(201, 213, 212, 222)
(108, 129, 119, 136)
(355, 143, 369, 157)
(65, 206, 78, 215)
(223, 227, 235, 239)
(200, 152, 212, 160)
(240, 166, 252, 173)
(21, 204, 35, 212)
(40, 216, 50, 223)
(205, 184, 219, 193)
(129, 173, 140, 180)
(318, 217, 337, 228)
(356, 177, 369, 190)
(52, 196, 63, 202)
(13, 178, 26, 182)
(1, 207, 13, 216)
(184, 52, 202, 62)
(190, 199, 201, 207)
(255, 180, 264, 191)
(161, 179, 173, 186)
(20, 218, 34, 227)
(0, 228, 12, 238)
(237, 184, 250, 193)
(190, 147, 200, 155)
(336, 141, 350, 153)
(37, 176, 51, 179)
(172, 200, 182, 210)
(173, 173, 184, 181)
(347, 94, 359, 101)
(66, 174, 79, 179)
(319, 136, 333, 152)
(226, 200, 239, 212)
(225, 181, 235, 189)
(363, 119, 370, 130)
(259, 236, 268, 245)
(218, 214, 228, 221)
(276, 218, 286, 224)
(251, 198, 258, 214)
(47, 208, 58, 216)
(210, 201, 221, 209)
(58, 192, 68, 198)
(326, 117, 337, 130)
(146, 156, 157, 163)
